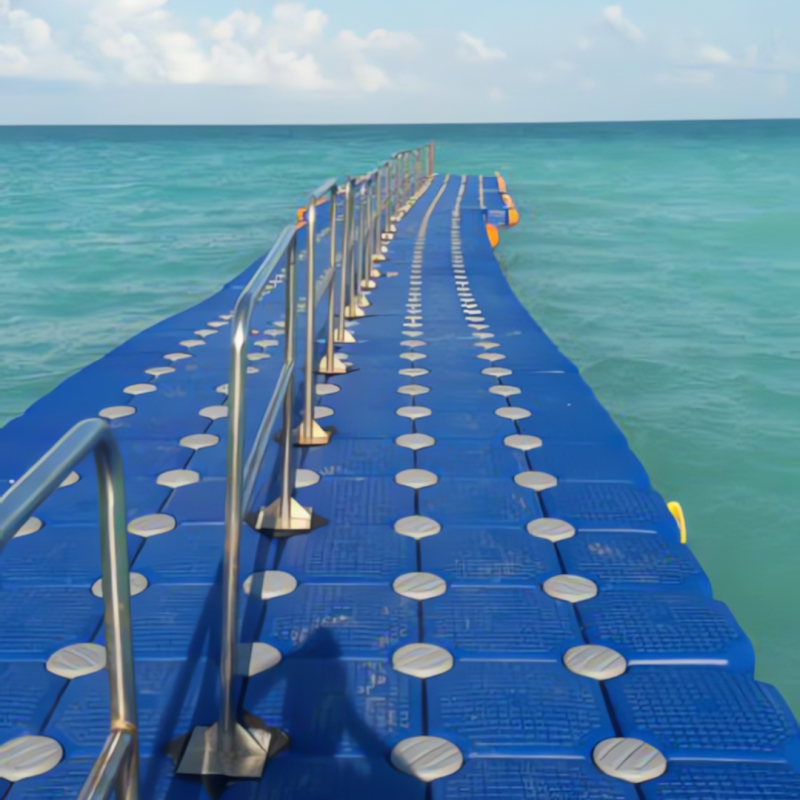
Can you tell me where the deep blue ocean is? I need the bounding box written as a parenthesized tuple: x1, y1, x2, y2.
(1, 122, 799, 711)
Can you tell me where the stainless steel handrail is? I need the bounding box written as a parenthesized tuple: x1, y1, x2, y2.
(0, 418, 139, 800)
(219, 222, 298, 766)
(179, 144, 435, 779)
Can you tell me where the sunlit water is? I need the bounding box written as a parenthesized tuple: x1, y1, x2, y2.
(2, 122, 799, 711)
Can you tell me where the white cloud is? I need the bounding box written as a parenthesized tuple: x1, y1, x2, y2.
(489, 86, 503, 101)
(697, 44, 733, 65)
(553, 59, 575, 71)
(456, 32, 505, 63)
(336, 27, 419, 92)
(87, 2, 331, 89)
(0, 0, 95, 79)
(603, 6, 644, 43)
(338, 28, 420, 54)
(352, 62, 389, 92)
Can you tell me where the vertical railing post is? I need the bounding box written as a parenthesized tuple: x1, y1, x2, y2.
(278, 237, 298, 524)
(298, 198, 330, 446)
(356, 181, 370, 308)
(372, 167, 383, 272)
(0, 419, 140, 800)
(347, 179, 364, 318)
(321, 185, 348, 372)
(338, 179, 358, 333)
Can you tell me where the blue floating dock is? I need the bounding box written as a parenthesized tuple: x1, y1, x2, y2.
(1, 161, 799, 800)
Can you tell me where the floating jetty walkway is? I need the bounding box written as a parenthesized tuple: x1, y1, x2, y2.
(2, 145, 800, 799)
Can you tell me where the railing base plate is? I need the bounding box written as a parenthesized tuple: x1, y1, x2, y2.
(345, 304, 366, 318)
(177, 723, 268, 779)
(256, 497, 313, 532)
(360, 279, 378, 290)
(318, 353, 348, 374)
(296, 419, 331, 446)
(333, 328, 357, 343)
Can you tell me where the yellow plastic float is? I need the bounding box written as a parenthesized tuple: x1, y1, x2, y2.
(668, 501, 687, 545)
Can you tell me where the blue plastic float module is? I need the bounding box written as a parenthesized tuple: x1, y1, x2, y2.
(2, 170, 799, 800)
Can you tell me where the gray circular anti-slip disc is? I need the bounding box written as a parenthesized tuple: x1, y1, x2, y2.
(390, 737, 463, 782)
(478, 353, 506, 362)
(527, 518, 575, 542)
(145, 366, 175, 377)
(92, 572, 148, 598)
(504, 434, 542, 452)
(199, 405, 228, 420)
(393, 572, 447, 600)
(395, 433, 435, 451)
(394, 515, 441, 539)
(296, 468, 320, 488)
(157, 469, 200, 488)
(316, 384, 340, 396)
(563, 645, 627, 681)
(482, 367, 512, 377)
(393, 644, 453, 679)
(60, 470, 80, 487)
(14, 517, 43, 538)
(543, 574, 598, 603)
(514, 471, 558, 491)
(243, 570, 297, 600)
(46, 643, 106, 679)
(237, 642, 282, 677)
(392, 572, 447, 600)
(489, 385, 520, 397)
(495, 407, 531, 420)
(128, 513, 176, 538)
(179, 433, 219, 450)
(396, 406, 432, 420)
(593, 738, 667, 784)
(397, 385, 430, 396)
(123, 383, 156, 396)
(314, 407, 334, 419)
(0, 736, 63, 782)
(99, 406, 136, 420)
(399, 368, 429, 378)
(395, 469, 438, 489)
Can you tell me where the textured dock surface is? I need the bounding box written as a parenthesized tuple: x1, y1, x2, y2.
(2, 173, 800, 798)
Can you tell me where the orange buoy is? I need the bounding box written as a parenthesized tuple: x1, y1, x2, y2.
(486, 223, 500, 248)
(508, 207, 520, 227)
(296, 207, 305, 222)
(495, 172, 507, 193)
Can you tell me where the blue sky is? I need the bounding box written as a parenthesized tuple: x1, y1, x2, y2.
(1, 0, 798, 123)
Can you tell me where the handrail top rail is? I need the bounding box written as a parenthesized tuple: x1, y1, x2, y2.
(308, 178, 337, 202)
(0, 417, 111, 545)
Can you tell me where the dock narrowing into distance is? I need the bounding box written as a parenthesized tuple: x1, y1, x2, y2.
(1, 145, 800, 799)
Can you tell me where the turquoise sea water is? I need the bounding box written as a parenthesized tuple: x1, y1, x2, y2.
(1, 122, 799, 711)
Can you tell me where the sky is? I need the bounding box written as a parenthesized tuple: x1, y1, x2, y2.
(1, 0, 798, 124)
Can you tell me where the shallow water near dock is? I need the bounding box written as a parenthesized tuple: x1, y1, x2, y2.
(1, 121, 799, 711)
